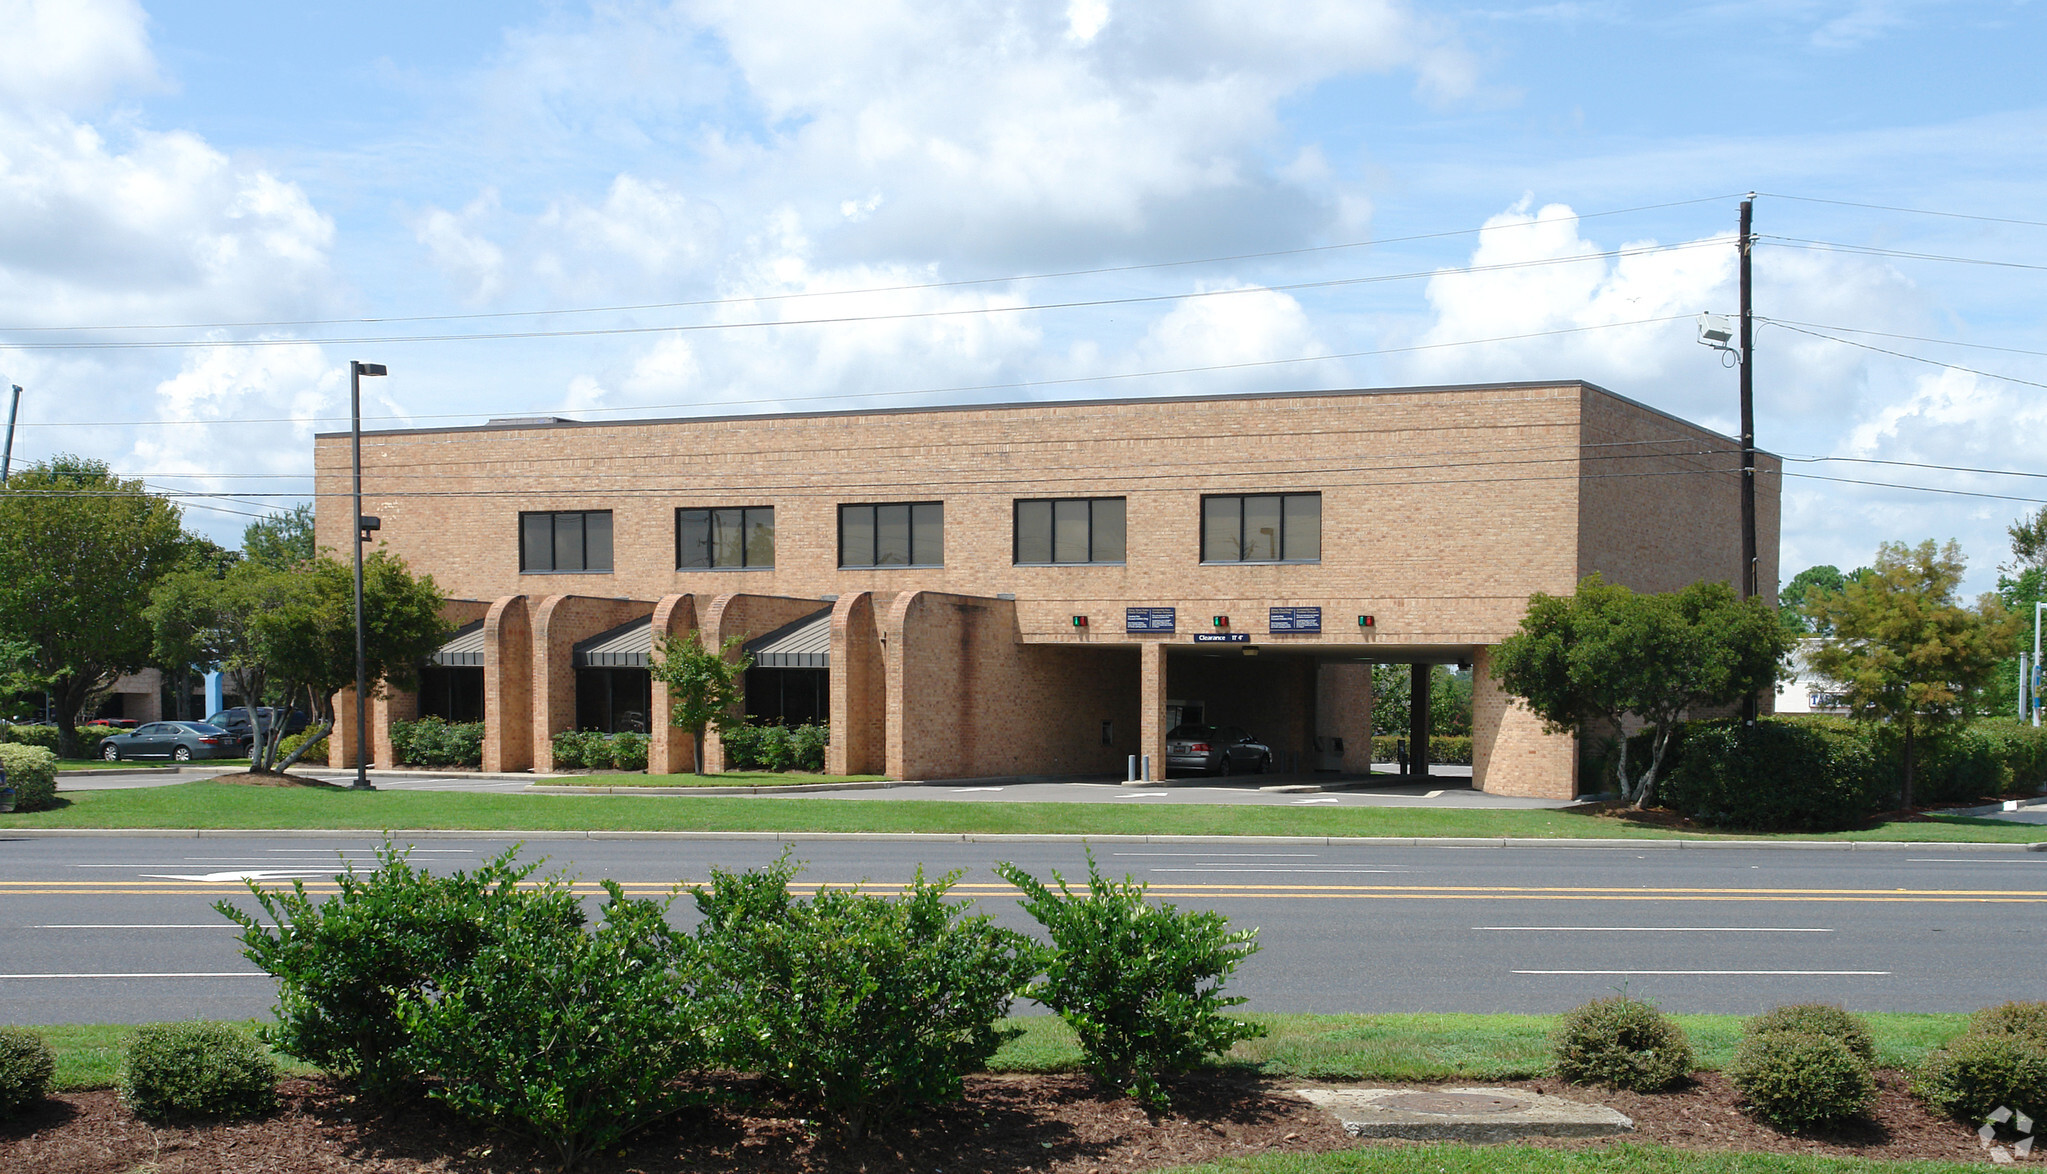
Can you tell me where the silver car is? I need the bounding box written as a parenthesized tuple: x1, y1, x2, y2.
(98, 721, 243, 763)
(1165, 724, 1272, 776)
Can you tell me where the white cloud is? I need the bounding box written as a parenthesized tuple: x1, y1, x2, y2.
(0, 0, 159, 111)
(1130, 283, 1334, 394)
(412, 190, 507, 304)
(533, 175, 724, 296)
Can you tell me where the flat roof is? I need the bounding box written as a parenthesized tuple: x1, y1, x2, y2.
(314, 379, 1756, 453)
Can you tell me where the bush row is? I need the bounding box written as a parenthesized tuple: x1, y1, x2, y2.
(2, 723, 110, 755)
(549, 729, 649, 771)
(722, 722, 829, 772)
(276, 727, 329, 765)
(1, 1021, 276, 1124)
(0, 743, 58, 811)
(1726, 1005, 1878, 1130)
(1918, 1002, 2047, 1129)
(388, 717, 484, 768)
(221, 845, 1260, 1165)
(1369, 734, 1473, 766)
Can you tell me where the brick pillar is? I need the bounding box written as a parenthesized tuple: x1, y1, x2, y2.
(829, 591, 885, 776)
(330, 687, 365, 769)
(648, 594, 698, 775)
(1138, 640, 1168, 782)
(372, 687, 418, 768)
(483, 595, 533, 773)
(1318, 661, 1375, 774)
(1471, 644, 1577, 799)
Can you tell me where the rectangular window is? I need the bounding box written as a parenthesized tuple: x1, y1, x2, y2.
(520, 510, 614, 572)
(839, 501, 943, 567)
(1199, 494, 1321, 563)
(676, 506, 775, 569)
(1013, 497, 1127, 565)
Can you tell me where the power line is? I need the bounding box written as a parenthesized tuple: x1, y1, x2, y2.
(1764, 236, 2047, 273)
(1762, 319, 2047, 360)
(1757, 192, 2047, 231)
(1762, 320, 2047, 393)
(1786, 454, 2047, 482)
(1782, 471, 2047, 505)
(0, 194, 1743, 336)
(0, 240, 1727, 354)
(19, 315, 1697, 429)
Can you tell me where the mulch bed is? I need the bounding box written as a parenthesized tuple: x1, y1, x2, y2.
(0, 1069, 2001, 1173)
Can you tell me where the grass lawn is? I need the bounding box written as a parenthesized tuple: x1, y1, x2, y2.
(56, 757, 249, 771)
(40, 1012, 1969, 1091)
(556, 770, 889, 787)
(1155, 1142, 1992, 1174)
(3, 780, 2042, 841)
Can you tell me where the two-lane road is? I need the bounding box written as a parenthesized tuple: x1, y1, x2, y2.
(3, 835, 2043, 1024)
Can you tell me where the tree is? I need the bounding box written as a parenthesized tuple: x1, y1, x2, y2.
(146, 550, 450, 774)
(0, 457, 188, 756)
(649, 634, 750, 775)
(241, 503, 316, 570)
(2007, 505, 2047, 572)
(1808, 540, 2017, 809)
(1369, 664, 1473, 737)
(1780, 565, 1844, 635)
(1492, 575, 1791, 809)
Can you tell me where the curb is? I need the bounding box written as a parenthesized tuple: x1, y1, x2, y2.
(527, 781, 901, 797)
(1, 827, 2040, 849)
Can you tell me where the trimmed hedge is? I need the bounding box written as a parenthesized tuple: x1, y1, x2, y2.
(277, 727, 329, 765)
(0, 723, 59, 751)
(1918, 1002, 2047, 1125)
(550, 729, 649, 772)
(1728, 1030, 1877, 1130)
(1660, 718, 1890, 832)
(1746, 1004, 1877, 1066)
(122, 1021, 278, 1121)
(1369, 734, 1473, 766)
(723, 722, 830, 772)
(0, 1026, 54, 1118)
(0, 743, 59, 811)
(389, 717, 485, 768)
(1552, 996, 1694, 1092)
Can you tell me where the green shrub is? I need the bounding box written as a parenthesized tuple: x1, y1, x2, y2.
(1970, 1001, 2047, 1043)
(0, 743, 58, 811)
(996, 852, 1265, 1112)
(1746, 1004, 1877, 1066)
(722, 722, 831, 772)
(1904, 725, 2005, 805)
(1727, 1030, 1876, 1130)
(0, 1027, 55, 1119)
(608, 730, 649, 771)
(789, 722, 829, 771)
(692, 856, 1038, 1139)
(1660, 717, 1889, 831)
(276, 727, 329, 765)
(1552, 996, 1694, 1092)
(1917, 1031, 2047, 1124)
(550, 729, 585, 769)
(1, 723, 59, 751)
(400, 880, 708, 1169)
(391, 717, 485, 768)
(1369, 734, 1473, 765)
(121, 1022, 277, 1121)
(217, 842, 584, 1098)
(1976, 720, 2047, 793)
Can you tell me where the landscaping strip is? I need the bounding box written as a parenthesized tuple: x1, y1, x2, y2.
(6, 781, 2044, 843)
(1152, 1141, 1995, 1173)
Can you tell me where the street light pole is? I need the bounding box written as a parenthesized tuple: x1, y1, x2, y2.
(2, 384, 22, 485)
(2034, 600, 2044, 729)
(1737, 195, 1759, 724)
(350, 360, 387, 790)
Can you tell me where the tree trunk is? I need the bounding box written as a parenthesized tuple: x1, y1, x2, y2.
(690, 723, 705, 775)
(1901, 723, 1916, 811)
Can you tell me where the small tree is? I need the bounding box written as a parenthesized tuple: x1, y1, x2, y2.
(1492, 575, 1790, 808)
(649, 633, 749, 774)
(1808, 540, 2016, 809)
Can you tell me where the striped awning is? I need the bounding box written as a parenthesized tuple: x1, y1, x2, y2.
(431, 621, 486, 667)
(744, 608, 833, 669)
(575, 617, 653, 668)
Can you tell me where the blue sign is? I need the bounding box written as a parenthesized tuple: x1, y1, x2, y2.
(1125, 606, 1176, 633)
(1193, 633, 1251, 643)
(1269, 606, 1322, 633)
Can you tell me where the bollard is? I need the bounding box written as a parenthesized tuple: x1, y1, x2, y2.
(1141, 754, 1152, 782)
(1127, 754, 1138, 782)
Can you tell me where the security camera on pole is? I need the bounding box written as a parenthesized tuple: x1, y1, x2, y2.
(350, 360, 387, 790)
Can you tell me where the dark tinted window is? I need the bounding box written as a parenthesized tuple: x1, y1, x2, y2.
(677, 506, 774, 569)
(1014, 497, 1126, 564)
(1199, 494, 1321, 563)
(839, 502, 943, 567)
(520, 510, 615, 572)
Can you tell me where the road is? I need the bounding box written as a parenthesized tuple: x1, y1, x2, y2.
(2, 834, 2043, 1024)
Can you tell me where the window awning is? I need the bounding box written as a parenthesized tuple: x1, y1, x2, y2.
(430, 620, 487, 667)
(575, 617, 653, 668)
(744, 608, 833, 669)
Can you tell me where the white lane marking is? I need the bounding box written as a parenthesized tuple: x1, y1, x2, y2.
(0, 972, 272, 979)
(261, 848, 474, 854)
(1906, 859, 2047, 864)
(1116, 853, 1320, 857)
(1481, 926, 1834, 933)
(1292, 798, 1341, 805)
(33, 924, 280, 929)
(1516, 969, 1890, 976)
(951, 787, 1004, 792)
(1120, 792, 1171, 797)
(1424, 789, 1447, 798)
(1162, 867, 1400, 875)
(138, 870, 334, 883)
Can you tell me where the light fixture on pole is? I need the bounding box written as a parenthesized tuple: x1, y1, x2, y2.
(350, 360, 387, 791)
(1698, 194, 1760, 723)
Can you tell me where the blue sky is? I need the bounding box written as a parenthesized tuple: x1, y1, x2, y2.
(1, 0, 2042, 594)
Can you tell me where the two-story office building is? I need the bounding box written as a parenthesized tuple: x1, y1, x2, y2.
(311, 379, 1780, 798)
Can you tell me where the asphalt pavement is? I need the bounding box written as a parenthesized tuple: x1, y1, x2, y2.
(3, 833, 2043, 1025)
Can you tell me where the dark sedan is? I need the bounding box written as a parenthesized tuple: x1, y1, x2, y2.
(98, 721, 244, 763)
(1164, 724, 1272, 776)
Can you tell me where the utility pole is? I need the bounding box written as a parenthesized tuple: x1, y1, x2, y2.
(2, 384, 21, 484)
(349, 360, 387, 790)
(1739, 195, 1759, 724)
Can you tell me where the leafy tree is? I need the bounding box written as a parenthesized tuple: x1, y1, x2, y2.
(1780, 565, 1846, 635)
(2007, 505, 2047, 572)
(241, 503, 317, 570)
(1369, 663, 1473, 737)
(1808, 540, 2017, 809)
(1492, 575, 1791, 809)
(649, 633, 749, 774)
(0, 457, 187, 756)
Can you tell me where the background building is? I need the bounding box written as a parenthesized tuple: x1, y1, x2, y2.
(313, 380, 1780, 797)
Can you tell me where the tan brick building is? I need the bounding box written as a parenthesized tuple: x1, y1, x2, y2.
(312, 380, 1779, 798)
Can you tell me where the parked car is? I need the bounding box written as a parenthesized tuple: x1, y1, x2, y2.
(1165, 724, 1272, 776)
(203, 707, 309, 747)
(98, 722, 243, 763)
